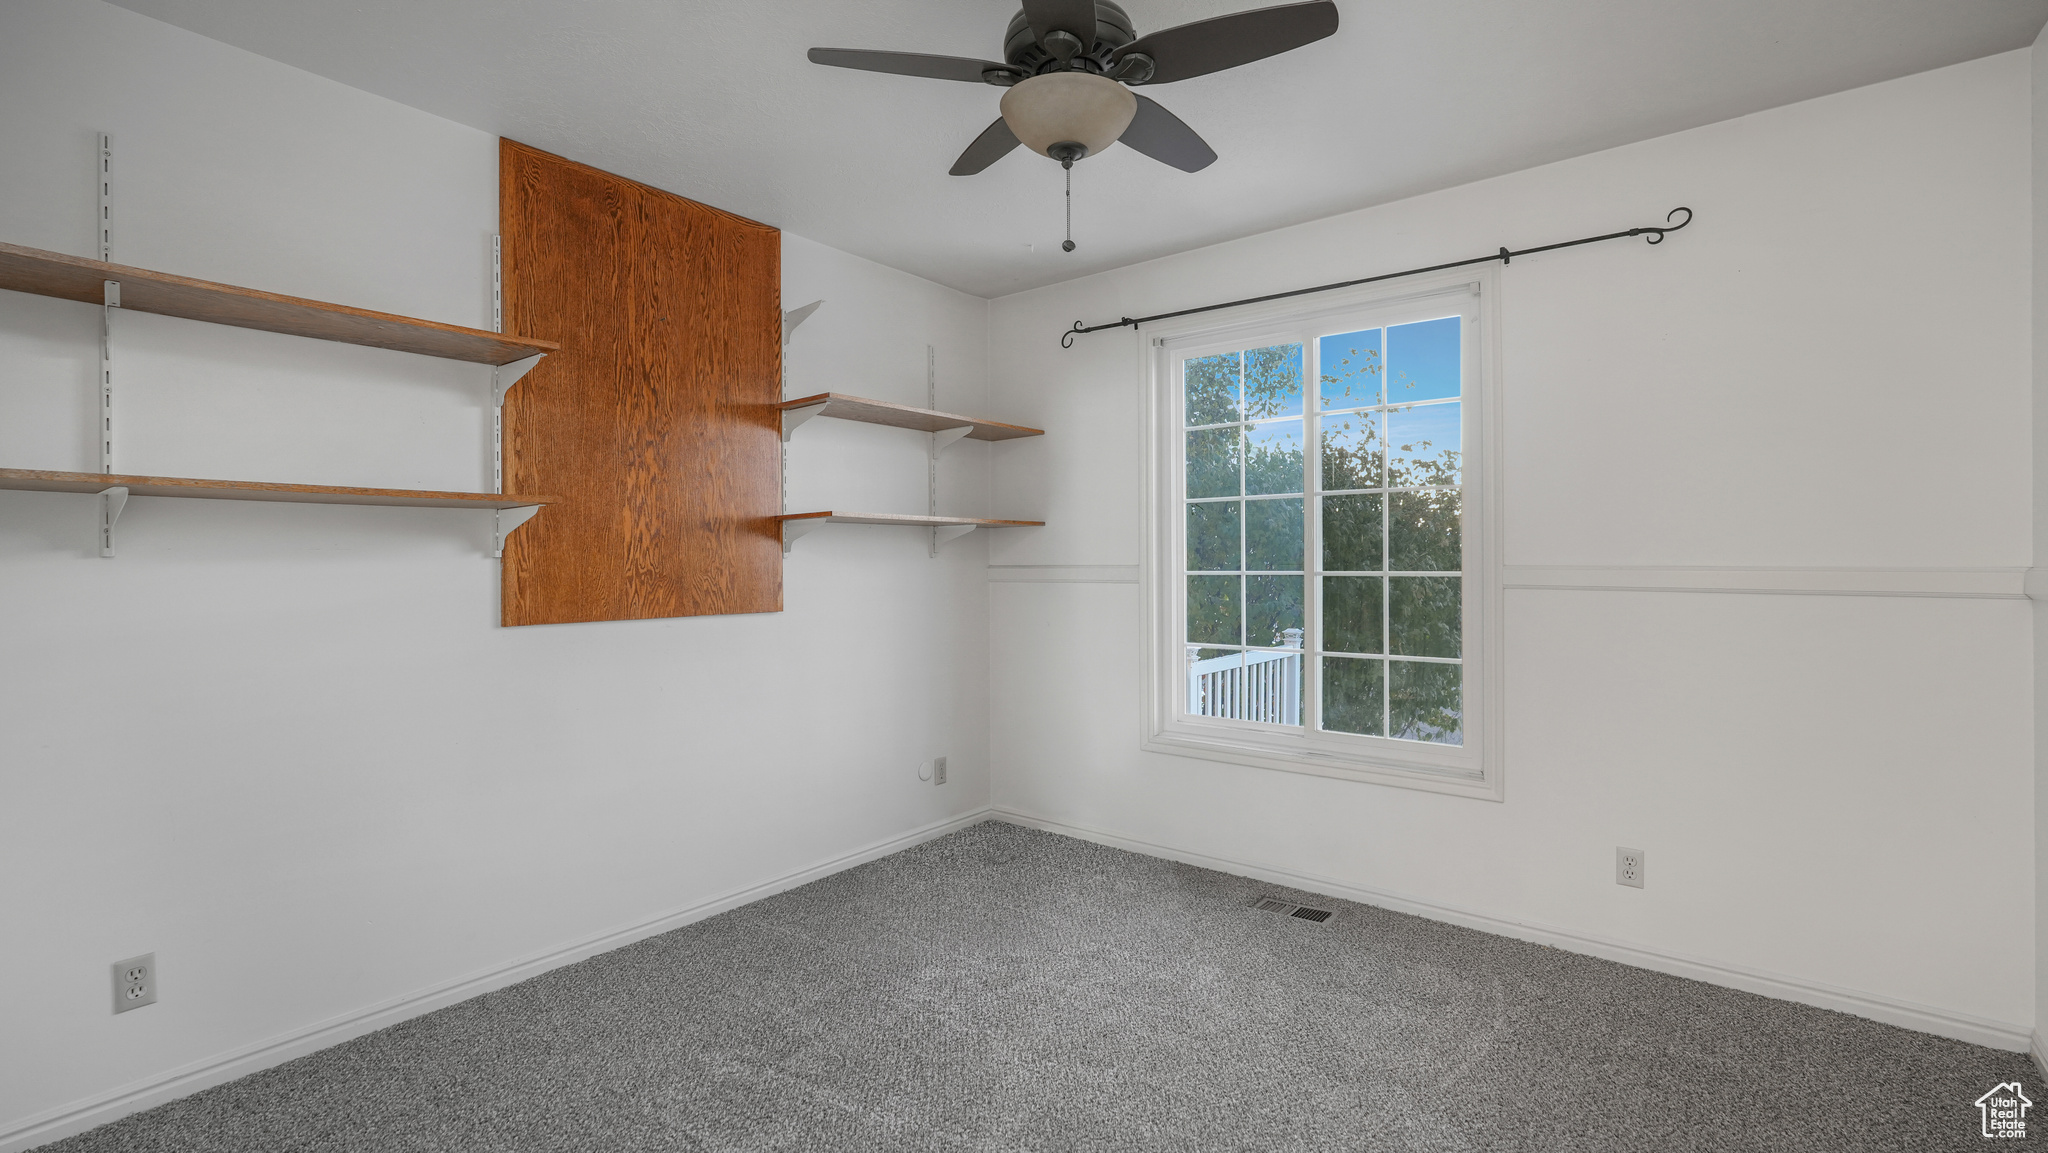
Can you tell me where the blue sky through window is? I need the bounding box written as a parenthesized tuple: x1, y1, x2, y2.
(1387, 401, 1460, 487)
(1387, 317, 1459, 403)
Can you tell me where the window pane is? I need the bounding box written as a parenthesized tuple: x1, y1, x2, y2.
(1321, 410, 1381, 491)
(1386, 401, 1460, 488)
(1243, 343, 1303, 419)
(1322, 576, 1382, 655)
(1245, 575, 1304, 648)
(1245, 498, 1302, 571)
(1387, 317, 1460, 404)
(1185, 352, 1240, 426)
(1185, 427, 1241, 498)
(1319, 329, 1382, 410)
(1321, 493, 1383, 572)
(1391, 661, 1462, 745)
(1187, 501, 1240, 572)
(1186, 647, 1241, 718)
(1388, 489, 1461, 572)
(1186, 576, 1241, 645)
(1245, 420, 1304, 496)
(1322, 656, 1384, 736)
(1389, 576, 1460, 658)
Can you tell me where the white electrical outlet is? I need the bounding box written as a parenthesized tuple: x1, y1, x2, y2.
(933, 756, 947, 785)
(111, 953, 156, 1013)
(1616, 847, 1645, 889)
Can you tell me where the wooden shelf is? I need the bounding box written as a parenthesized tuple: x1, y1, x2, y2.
(0, 469, 553, 509)
(0, 241, 558, 366)
(772, 510, 1043, 552)
(780, 393, 1043, 442)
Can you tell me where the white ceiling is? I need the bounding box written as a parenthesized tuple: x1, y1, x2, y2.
(110, 0, 2048, 298)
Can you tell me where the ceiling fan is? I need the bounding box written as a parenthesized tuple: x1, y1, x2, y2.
(810, 0, 1340, 248)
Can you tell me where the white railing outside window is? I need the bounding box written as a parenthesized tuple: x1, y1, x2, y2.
(1187, 651, 1302, 725)
(1188, 631, 1303, 724)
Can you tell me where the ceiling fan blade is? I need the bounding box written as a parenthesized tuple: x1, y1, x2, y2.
(950, 118, 1023, 176)
(807, 48, 1010, 83)
(1021, 0, 1098, 52)
(1111, 0, 1338, 85)
(1118, 96, 1217, 172)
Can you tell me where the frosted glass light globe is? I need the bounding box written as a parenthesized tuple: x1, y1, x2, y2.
(999, 72, 1137, 161)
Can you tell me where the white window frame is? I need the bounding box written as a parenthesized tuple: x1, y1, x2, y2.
(1139, 268, 1504, 801)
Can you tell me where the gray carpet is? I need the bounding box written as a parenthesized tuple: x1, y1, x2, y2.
(40, 821, 2027, 1152)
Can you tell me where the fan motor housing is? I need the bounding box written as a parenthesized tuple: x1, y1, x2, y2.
(1003, 1, 1137, 76)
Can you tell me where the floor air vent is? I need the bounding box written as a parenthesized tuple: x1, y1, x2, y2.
(1252, 896, 1333, 922)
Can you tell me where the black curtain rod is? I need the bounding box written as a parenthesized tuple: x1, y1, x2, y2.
(1059, 206, 1693, 348)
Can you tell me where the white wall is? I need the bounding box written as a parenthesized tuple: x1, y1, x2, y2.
(0, 2, 993, 1146)
(988, 50, 2035, 1047)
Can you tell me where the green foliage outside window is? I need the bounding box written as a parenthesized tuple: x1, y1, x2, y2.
(1186, 576, 1241, 646)
(1245, 499, 1302, 571)
(1391, 661, 1462, 743)
(1322, 656, 1383, 736)
(1185, 428, 1240, 499)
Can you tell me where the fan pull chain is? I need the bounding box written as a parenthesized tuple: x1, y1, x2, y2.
(1063, 164, 1075, 253)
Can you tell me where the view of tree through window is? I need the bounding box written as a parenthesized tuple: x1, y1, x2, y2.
(1182, 316, 1463, 745)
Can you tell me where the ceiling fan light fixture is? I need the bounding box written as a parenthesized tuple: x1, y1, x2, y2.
(998, 72, 1136, 162)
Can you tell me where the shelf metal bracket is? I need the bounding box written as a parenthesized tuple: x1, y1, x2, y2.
(933, 342, 954, 561)
(490, 354, 545, 494)
(493, 504, 541, 558)
(98, 486, 127, 558)
(97, 133, 112, 261)
(781, 401, 828, 442)
(782, 300, 822, 347)
(780, 518, 826, 554)
(931, 524, 977, 550)
(94, 134, 123, 559)
(491, 351, 545, 490)
(493, 354, 544, 402)
(491, 234, 503, 334)
(485, 238, 549, 495)
(100, 134, 117, 485)
(101, 279, 119, 475)
(928, 345, 941, 557)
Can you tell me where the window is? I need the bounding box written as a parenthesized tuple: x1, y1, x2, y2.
(1143, 275, 1499, 798)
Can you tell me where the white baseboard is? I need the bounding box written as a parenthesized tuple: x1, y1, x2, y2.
(2032, 1031, 2048, 1085)
(0, 807, 996, 1153)
(989, 806, 2033, 1054)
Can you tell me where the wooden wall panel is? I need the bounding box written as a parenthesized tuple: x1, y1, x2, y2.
(499, 139, 782, 626)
